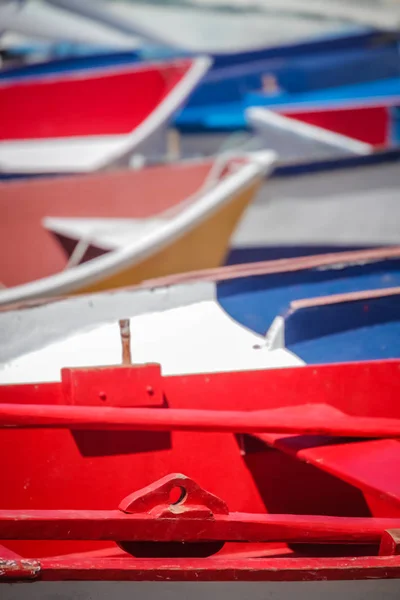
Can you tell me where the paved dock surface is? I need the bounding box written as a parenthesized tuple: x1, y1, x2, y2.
(230, 158, 400, 260)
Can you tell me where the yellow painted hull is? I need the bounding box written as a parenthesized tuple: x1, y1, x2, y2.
(77, 179, 261, 295)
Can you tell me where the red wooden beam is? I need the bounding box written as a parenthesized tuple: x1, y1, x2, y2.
(380, 530, 400, 556)
(0, 401, 399, 437)
(1, 473, 399, 546)
(1, 360, 399, 419)
(31, 555, 400, 582)
(2, 555, 400, 582)
(1, 509, 400, 544)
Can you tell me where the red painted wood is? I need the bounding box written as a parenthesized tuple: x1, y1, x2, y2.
(1, 508, 400, 545)
(3, 554, 400, 583)
(0, 61, 191, 140)
(0, 544, 22, 559)
(380, 530, 400, 556)
(1, 474, 399, 567)
(119, 473, 229, 516)
(1, 401, 400, 437)
(256, 434, 400, 511)
(282, 105, 390, 146)
(2, 359, 399, 415)
(61, 365, 163, 407)
(1, 360, 398, 560)
(0, 382, 62, 405)
(0, 559, 40, 580)
(163, 359, 400, 419)
(32, 555, 400, 582)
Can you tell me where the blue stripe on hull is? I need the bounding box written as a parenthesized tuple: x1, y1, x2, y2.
(217, 258, 400, 339)
(184, 45, 400, 110)
(286, 293, 400, 363)
(246, 75, 400, 110)
(0, 51, 142, 80)
(0, 28, 388, 82)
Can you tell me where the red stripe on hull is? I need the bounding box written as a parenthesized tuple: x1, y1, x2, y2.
(282, 106, 390, 146)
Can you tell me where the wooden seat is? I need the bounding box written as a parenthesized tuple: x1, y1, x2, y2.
(257, 422, 400, 515)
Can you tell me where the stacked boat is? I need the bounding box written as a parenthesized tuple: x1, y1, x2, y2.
(1, 2, 400, 596)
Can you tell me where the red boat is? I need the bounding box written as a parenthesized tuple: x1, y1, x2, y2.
(0, 56, 210, 174)
(1, 349, 400, 596)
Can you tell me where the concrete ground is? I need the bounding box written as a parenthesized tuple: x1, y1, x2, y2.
(229, 156, 400, 262)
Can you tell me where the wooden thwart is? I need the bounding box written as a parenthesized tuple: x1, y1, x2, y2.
(0, 474, 399, 546)
(0, 402, 399, 437)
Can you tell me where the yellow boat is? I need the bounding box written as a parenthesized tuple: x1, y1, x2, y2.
(0, 152, 275, 305)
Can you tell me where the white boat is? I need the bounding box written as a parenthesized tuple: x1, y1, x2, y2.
(0, 246, 399, 384)
(246, 106, 373, 163)
(45, 0, 359, 53)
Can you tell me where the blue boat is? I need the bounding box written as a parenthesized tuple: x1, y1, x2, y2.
(176, 32, 400, 131)
(176, 74, 400, 133)
(217, 249, 400, 365)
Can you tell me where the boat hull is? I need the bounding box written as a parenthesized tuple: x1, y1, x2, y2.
(1, 359, 400, 584)
(0, 57, 210, 174)
(2, 27, 400, 141)
(75, 179, 260, 295)
(0, 248, 399, 383)
(0, 153, 273, 305)
(176, 74, 400, 138)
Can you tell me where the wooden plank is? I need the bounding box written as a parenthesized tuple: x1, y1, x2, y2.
(1, 402, 400, 437)
(256, 435, 400, 508)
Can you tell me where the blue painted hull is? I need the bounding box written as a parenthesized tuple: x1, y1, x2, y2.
(176, 31, 400, 131)
(0, 28, 388, 79)
(176, 76, 400, 132)
(217, 252, 400, 364)
(0, 50, 142, 80)
(247, 75, 400, 110)
(181, 38, 400, 111)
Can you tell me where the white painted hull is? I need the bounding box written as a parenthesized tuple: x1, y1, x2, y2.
(0, 0, 136, 47)
(0, 277, 302, 384)
(0, 246, 397, 384)
(46, 0, 357, 52)
(246, 107, 373, 163)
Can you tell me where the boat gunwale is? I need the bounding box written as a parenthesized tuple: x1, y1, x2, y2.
(0, 150, 274, 306)
(1, 245, 399, 313)
(3, 553, 400, 582)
